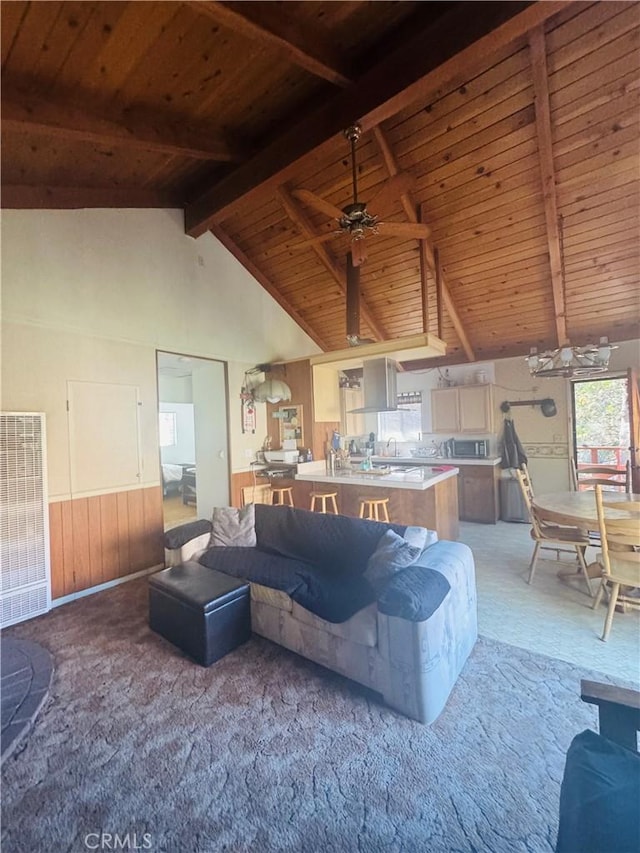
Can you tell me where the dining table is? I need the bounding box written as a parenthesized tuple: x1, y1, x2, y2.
(532, 490, 640, 529)
(531, 490, 640, 585)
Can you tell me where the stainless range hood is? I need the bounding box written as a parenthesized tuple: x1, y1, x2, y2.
(348, 357, 398, 413)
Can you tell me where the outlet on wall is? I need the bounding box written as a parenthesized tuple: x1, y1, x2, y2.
(244, 448, 254, 459)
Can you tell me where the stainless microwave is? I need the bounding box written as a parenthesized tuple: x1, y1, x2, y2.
(452, 439, 489, 458)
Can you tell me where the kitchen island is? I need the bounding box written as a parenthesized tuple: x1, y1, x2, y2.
(295, 463, 460, 540)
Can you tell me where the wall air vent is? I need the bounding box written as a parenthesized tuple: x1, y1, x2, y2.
(0, 413, 51, 627)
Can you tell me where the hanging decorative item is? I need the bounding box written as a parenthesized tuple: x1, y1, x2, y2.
(240, 375, 256, 434)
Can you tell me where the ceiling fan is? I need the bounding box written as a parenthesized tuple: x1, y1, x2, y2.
(292, 124, 431, 266)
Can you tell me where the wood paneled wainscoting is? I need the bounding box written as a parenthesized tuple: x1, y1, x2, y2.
(49, 486, 164, 600)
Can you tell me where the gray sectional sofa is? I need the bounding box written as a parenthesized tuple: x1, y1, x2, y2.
(162, 504, 477, 724)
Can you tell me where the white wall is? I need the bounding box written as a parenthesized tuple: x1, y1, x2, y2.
(1, 209, 319, 499)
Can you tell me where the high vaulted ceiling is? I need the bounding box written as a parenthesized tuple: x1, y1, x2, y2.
(3, 1, 639, 366)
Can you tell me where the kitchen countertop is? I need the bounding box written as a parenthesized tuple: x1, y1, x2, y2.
(351, 455, 502, 467)
(295, 465, 459, 491)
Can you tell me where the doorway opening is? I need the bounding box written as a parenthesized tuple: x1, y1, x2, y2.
(157, 351, 230, 531)
(571, 375, 630, 480)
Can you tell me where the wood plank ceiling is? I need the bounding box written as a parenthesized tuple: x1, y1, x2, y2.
(2, 1, 639, 366)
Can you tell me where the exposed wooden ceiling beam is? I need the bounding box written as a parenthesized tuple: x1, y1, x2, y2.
(529, 25, 567, 347)
(277, 186, 388, 343)
(208, 224, 330, 352)
(185, 1, 572, 236)
(1, 185, 178, 209)
(2, 87, 240, 162)
(371, 125, 477, 363)
(188, 1, 352, 87)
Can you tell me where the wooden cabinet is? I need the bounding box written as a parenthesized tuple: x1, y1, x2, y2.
(431, 388, 460, 432)
(431, 385, 494, 433)
(340, 387, 366, 437)
(312, 365, 341, 421)
(457, 464, 500, 523)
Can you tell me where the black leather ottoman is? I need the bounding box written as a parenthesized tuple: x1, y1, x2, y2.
(149, 561, 250, 666)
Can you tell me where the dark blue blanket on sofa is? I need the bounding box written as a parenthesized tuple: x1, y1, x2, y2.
(199, 505, 408, 623)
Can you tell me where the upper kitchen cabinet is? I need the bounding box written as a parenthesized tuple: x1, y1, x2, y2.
(312, 365, 341, 422)
(340, 387, 366, 437)
(431, 385, 494, 433)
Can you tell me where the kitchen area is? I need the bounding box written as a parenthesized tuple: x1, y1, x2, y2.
(232, 350, 506, 539)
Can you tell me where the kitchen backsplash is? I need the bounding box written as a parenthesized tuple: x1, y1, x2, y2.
(345, 433, 499, 458)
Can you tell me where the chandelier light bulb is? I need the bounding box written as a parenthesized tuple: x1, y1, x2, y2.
(560, 347, 573, 366)
(597, 336, 612, 365)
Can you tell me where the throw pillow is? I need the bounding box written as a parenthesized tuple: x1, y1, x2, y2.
(210, 504, 256, 547)
(402, 526, 436, 550)
(364, 529, 422, 595)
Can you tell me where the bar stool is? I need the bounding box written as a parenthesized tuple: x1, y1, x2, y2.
(309, 491, 339, 514)
(359, 497, 390, 522)
(271, 486, 294, 507)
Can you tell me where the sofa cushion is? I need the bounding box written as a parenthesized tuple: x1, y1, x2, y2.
(210, 505, 256, 547)
(254, 504, 408, 575)
(250, 582, 293, 613)
(364, 529, 423, 594)
(291, 600, 378, 647)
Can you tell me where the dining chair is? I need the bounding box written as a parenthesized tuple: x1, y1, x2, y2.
(592, 485, 640, 641)
(574, 459, 632, 493)
(515, 467, 592, 594)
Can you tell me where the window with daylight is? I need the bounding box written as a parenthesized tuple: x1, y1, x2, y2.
(158, 412, 177, 447)
(377, 393, 423, 442)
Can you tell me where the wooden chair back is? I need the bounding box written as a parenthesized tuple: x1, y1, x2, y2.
(241, 484, 272, 507)
(595, 485, 640, 587)
(514, 466, 542, 534)
(576, 460, 631, 493)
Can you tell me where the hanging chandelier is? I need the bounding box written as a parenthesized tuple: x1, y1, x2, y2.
(526, 338, 616, 378)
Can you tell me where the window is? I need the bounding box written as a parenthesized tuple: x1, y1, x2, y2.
(158, 412, 177, 447)
(377, 393, 423, 442)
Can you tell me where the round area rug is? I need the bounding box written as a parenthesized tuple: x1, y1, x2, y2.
(1, 637, 53, 765)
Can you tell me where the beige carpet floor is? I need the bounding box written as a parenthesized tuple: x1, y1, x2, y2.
(1, 576, 628, 853)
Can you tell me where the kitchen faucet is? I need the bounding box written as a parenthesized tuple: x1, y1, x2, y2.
(386, 437, 398, 457)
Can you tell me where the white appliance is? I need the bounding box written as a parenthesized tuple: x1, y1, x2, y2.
(264, 450, 299, 464)
(1, 412, 51, 627)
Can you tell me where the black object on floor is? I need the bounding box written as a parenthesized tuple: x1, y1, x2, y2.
(1, 637, 53, 765)
(149, 561, 251, 666)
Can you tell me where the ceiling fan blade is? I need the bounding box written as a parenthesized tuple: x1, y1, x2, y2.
(291, 188, 344, 221)
(377, 221, 431, 240)
(368, 172, 415, 215)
